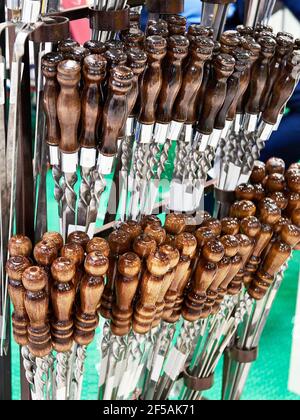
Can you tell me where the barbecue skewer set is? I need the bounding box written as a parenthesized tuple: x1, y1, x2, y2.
(1, 0, 300, 401)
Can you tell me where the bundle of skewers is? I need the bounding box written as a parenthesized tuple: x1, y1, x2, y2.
(6, 229, 110, 400)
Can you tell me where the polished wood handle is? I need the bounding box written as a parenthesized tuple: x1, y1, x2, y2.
(42, 53, 63, 147)
(61, 242, 85, 289)
(230, 200, 257, 220)
(121, 28, 145, 49)
(22, 266, 52, 358)
(133, 251, 170, 334)
(74, 252, 108, 345)
(100, 230, 132, 319)
(80, 54, 107, 149)
(57, 60, 82, 153)
(262, 52, 300, 125)
(86, 237, 110, 257)
(67, 231, 90, 251)
(156, 35, 189, 124)
(8, 235, 33, 258)
(84, 40, 106, 55)
(126, 48, 148, 117)
(111, 252, 141, 336)
(64, 46, 91, 63)
(173, 36, 214, 124)
(42, 232, 64, 253)
(6, 256, 32, 345)
(50, 257, 76, 352)
(245, 35, 276, 115)
(215, 49, 250, 129)
(58, 39, 80, 56)
(197, 53, 235, 135)
(144, 224, 167, 246)
(221, 217, 240, 235)
(260, 34, 294, 113)
(100, 66, 134, 156)
(138, 35, 167, 125)
(119, 221, 143, 242)
(33, 239, 59, 268)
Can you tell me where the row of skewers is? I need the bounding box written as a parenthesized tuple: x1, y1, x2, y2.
(6, 157, 300, 400)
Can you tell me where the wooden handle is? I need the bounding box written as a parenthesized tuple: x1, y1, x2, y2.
(6, 256, 32, 345)
(173, 36, 214, 124)
(22, 266, 52, 357)
(126, 48, 148, 117)
(100, 66, 134, 156)
(262, 52, 300, 125)
(50, 258, 76, 352)
(201, 217, 222, 236)
(164, 213, 186, 235)
(104, 49, 127, 69)
(141, 214, 162, 230)
(144, 224, 167, 246)
(100, 230, 132, 319)
(230, 200, 257, 220)
(175, 232, 198, 258)
(121, 28, 145, 49)
(248, 240, 292, 300)
(64, 46, 91, 63)
(266, 157, 286, 175)
(260, 34, 294, 113)
(105, 40, 125, 52)
(111, 252, 141, 336)
(258, 198, 282, 225)
(83, 40, 106, 55)
(42, 53, 63, 147)
(57, 60, 82, 153)
(215, 49, 250, 129)
(86, 237, 110, 257)
(80, 54, 107, 149)
(60, 243, 85, 288)
(245, 35, 276, 115)
(221, 217, 240, 235)
(265, 173, 286, 193)
(147, 22, 169, 38)
(197, 53, 235, 135)
(182, 239, 224, 321)
(33, 239, 59, 268)
(74, 252, 108, 345)
(8, 235, 32, 257)
(133, 251, 170, 334)
(152, 245, 180, 327)
(235, 184, 256, 201)
(58, 39, 80, 56)
(250, 161, 266, 184)
(42, 232, 64, 253)
(133, 233, 157, 259)
(156, 35, 190, 124)
(138, 35, 167, 125)
(67, 231, 90, 251)
(119, 221, 143, 242)
(165, 15, 187, 36)
(220, 30, 241, 55)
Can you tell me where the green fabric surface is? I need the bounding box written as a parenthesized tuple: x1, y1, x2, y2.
(9, 146, 300, 400)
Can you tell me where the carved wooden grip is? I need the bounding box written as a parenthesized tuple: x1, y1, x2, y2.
(133, 251, 170, 334)
(42, 53, 63, 147)
(156, 35, 190, 124)
(57, 60, 82, 153)
(80, 54, 107, 149)
(99, 66, 134, 156)
(74, 252, 108, 345)
(173, 36, 214, 124)
(138, 36, 167, 125)
(262, 52, 300, 125)
(245, 36, 276, 115)
(22, 266, 52, 357)
(111, 252, 141, 336)
(197, 53, 235, 135)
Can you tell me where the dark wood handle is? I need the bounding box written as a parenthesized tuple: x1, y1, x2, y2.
(260, 35, 294, 113)
(83, 40, 106, 55)
(6, 256, 32, 346)
(22, 266, 52, 358)
(100, 66, 133, 156)
(8, 235, 33, 258)
(245, 35, 276, 115)
(74, 252, 108, 345)
(111, 252, 141, 336)
(51, 258, 76, 352)
(156, 35, 189, 124)
(80, 54, 107, 149)
(262, 52, 300, 125)
(197, 53, 235, 135)
(126, 48, 148, 117)
(42, 53, 63, 147)
(57, 60, 82, 153)
(121, 28, 145, 49)
(215, 49, 250, 129)
(173, 36, 214, 124)
(138, 35, 167, 125)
